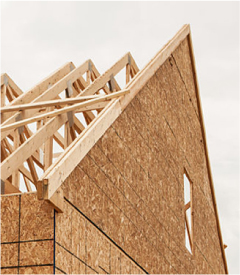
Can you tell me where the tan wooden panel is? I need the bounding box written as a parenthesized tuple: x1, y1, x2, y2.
(1, 195, 19, 243)
(55, 244, 72, 274)
(1, 243, 18, 268)
(19, 266, 53, 274)
(1, 268, 18, 274)
(19, 240, 54, 266)
(20, 193, 54, 241)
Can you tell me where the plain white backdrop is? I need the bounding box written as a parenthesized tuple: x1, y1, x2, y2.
(1, 1, 239, 273)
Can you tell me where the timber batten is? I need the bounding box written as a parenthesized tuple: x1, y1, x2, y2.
(1, 25, 228, 274)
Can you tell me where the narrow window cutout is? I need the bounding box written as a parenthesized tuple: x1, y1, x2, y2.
(184, 173, 193, 253)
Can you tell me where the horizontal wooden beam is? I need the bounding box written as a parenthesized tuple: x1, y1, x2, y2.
(1, 90, 129, 132)
(1, 63, 74, 122)
(1, 60, 89, 140)
(0, 94, 107, 113)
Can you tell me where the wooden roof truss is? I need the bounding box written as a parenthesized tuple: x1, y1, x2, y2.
(0, 53, 139, 206)
(0, 25, 228, 272)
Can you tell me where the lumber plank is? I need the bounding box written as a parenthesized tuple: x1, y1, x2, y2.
(1, 84, 6, 107)
(44, 107, 53, 169)
(1, 90, 129, 132)
(1, 60, 109, 184)
(8, 84, 20, 98)
(23, 176, 32, 192)
(53, 152, 62, 158)
(6, 86, 15, 102)
(0, 94, 107, 113)
(37, 52, 133, 199)
(120, 25, 190, 112)
(12, 129, 20, 188)
(78, 53, 129, 97)
(40, 27, 191, 204)
(0, 113, 67, 181)
(7, 63, 73, 106)
(2, 137, 35, 183)
(41, 98, 121, 199)
(73, 65, 105, 124)
(129, 52, 140, 74)
(126, 64, 130, 84)
(1, 63, 72, 122)
(19, 165, 34, 183)
(0, 60, 89, 140)
(90, 61, 111, 94)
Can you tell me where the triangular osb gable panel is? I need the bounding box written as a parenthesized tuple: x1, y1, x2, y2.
(1, 26, 227, 274)
(58, 37, 226, 274)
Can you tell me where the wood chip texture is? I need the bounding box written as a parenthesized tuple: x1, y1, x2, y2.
(1, 36, 226, 274)
(1, 192, 54, 274)
(61, 37, 226, 274)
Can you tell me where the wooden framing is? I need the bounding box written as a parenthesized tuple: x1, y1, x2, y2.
(0, 24, 228, 274)
(0, 53, 137, 211)
(37, 26, 190, 201)
(1, 90, 129, 132)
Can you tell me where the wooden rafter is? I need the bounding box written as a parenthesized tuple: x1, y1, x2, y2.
(1, 90, 129, 132)
(36, 53, 139, 205)
(0, 53, 137, 208)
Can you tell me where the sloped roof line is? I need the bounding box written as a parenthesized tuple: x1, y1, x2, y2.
(1, 73, 24, 101)
(1, 58, 116, 193)
(41, 24, 191, 201)
(38, 52, 138, 199)
(187, 29, 228, 274)
(1, 61, 75, 140)
(1, 60, 90, 183)
(1, 62, 74, 122)
(39, 24, 228, 273)
(1, 24, 227, 272)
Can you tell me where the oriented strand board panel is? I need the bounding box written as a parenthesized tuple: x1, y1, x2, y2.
(20, 192, 54, 241)
(1, 30, 226, 274)
(19, 266, 53, 274)
(1, 268, 18, 274)
(1, 195, 19, 243)
(1, 192, 54, 274)
(19, 240, 54, 266)
(1, 243, 18, 268)
(55, 198, 146, 274)
(62, 37, 226, 274)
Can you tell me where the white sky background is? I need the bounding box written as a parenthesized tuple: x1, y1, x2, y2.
(0, 1, 239, 273)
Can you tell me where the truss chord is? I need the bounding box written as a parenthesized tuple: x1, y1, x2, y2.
(0, 61, 89, 141)
(0, 53, 135, 201)
(0, 89, 130, 132)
